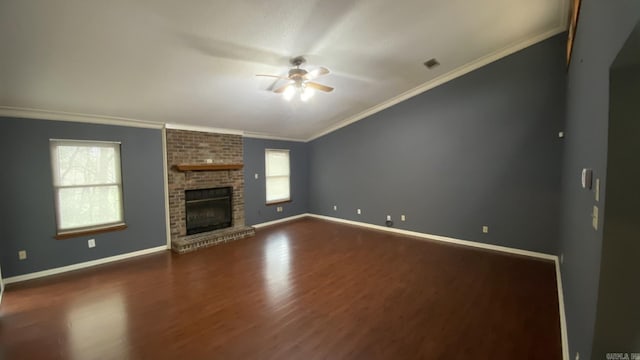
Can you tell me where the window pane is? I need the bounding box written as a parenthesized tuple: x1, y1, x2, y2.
(55, 144, 119, 186)
(266, 151, 289, 176)
(266, 176, 290, 202)
(57, 185, 122, 230)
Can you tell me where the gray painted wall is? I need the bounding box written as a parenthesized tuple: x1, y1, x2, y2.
(558, 1, 640, 359)
(243, 138, 309, 225)
(591, 29, 640, 358)
(0, 117, 167, 278)
(308, 34, 566, 254)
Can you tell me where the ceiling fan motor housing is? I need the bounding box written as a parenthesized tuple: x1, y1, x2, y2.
(289, 68, 308, 79)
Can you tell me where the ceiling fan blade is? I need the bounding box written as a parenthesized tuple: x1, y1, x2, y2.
(179, 33, 288, 67)
(273, 83, 293, 93)
(266, 78, 281, 92)
(306, 81, 334, 92)
(256, 74, 290, 80)
(304, 66, 330, 80)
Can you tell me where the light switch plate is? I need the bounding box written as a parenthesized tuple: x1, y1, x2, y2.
(592, 206, 599, 231)
(88, 239, 96, 248)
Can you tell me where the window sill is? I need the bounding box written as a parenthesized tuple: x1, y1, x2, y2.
(55, 224, 128, 240)
(266, 199, 292, 206)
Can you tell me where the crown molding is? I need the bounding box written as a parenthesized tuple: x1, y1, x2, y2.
(305, 26, 568, 142)
(164, 123, 244, 135)
(0, 106, 300, 140)
(0, 106, 164, 129)
(242, 131, 306, 142)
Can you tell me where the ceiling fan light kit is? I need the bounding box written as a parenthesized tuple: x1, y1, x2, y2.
(282, 83, 315, 102)
(257, 56, 333, 102)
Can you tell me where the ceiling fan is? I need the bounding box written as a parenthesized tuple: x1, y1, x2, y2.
(256, 56, 334, 101)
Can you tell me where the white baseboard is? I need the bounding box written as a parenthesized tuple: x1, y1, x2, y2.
(0, 266, 3, 304)
(252, 213, 310, 229)
(3, 245, 169, 285)
(556, 259, 570, 360)
(307, 214, 556, 261)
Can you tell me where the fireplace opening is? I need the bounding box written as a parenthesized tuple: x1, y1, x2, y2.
(185, 187, 232, 235)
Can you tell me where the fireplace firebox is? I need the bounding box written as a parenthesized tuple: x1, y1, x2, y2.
(185, 187, 233, 235)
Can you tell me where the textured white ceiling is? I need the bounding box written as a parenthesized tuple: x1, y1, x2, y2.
(0, 0, 568, 140)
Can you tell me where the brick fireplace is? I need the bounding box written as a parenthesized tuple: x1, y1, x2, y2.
(166, 129, 255, 253)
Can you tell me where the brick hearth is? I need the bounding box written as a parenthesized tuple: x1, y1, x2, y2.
(166, 129, 254, 253)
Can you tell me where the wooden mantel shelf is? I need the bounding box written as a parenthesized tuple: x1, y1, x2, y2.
(174, 164, 243, 172)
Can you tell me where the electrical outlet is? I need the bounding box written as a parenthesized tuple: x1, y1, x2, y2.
(357, 209, 361, 215)
(401, 215, 406, 222)
(592, 206, 599, 230)
(558, 131, 565, 138)
(333, 205, 337, 211)
(254, 173, 259, 180)
(88, 238, 96, 248)
(18, 250, 27, 260)
(482, 226, 489, 234)
(386, 215, 391, 221)
(276, 206, 283, 213)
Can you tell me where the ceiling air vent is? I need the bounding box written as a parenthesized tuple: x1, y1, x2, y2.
(424, 58, 440, 69)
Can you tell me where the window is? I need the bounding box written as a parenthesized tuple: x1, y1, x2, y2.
(265, 149, 290, 204)
(50, 140, 125, 237)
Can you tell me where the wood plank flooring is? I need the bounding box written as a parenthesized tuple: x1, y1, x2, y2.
(0, 218, 562, 359)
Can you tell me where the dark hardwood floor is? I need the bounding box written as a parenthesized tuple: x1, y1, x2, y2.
(0, 218, 562, 359)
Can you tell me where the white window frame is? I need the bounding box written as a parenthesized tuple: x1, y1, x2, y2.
(50, 139, 125, 236)
(265, 149, 291, 204)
